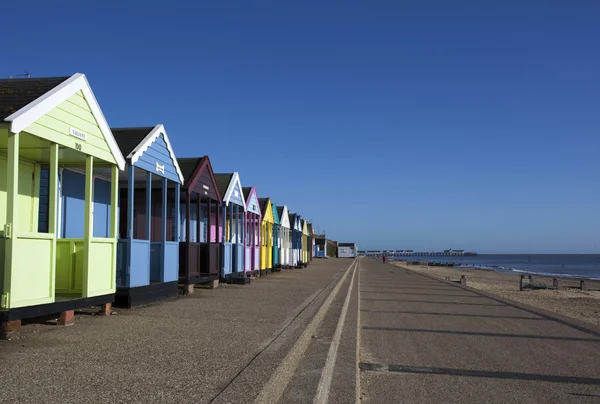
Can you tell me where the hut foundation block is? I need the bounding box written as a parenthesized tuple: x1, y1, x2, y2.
(1, 319, 21, 340)
(183, 284, 195, 295)
(99, 303, 111, 316)
(198, 280, 219, 290)
(58, 310, 75, 326)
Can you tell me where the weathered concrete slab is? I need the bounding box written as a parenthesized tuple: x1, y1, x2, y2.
(0, 259, 352, 404)
(359, 258, 600, 404)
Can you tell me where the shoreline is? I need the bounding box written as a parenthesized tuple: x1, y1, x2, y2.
(393, 261, 600, 327)
(394, 259, 600, 281)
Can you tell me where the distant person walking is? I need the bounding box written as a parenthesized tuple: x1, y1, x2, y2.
(382, 255, 387, 264)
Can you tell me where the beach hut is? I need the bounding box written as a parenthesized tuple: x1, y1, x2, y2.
(176, 157, 222, 292)
(271, 202, 281, 271)
(242, 187, 261, 276)
(214, 173, 247, 284)
(299, 219, 309, 267)
(276, 205, 291, 269)
(0, 74, 126, 337)
(289, 213, 302, 268)
(314, 235, 328, 258)
(259, 198, 274, 275)
(308, 222, 314, 264)
(112, 126, 184, 307)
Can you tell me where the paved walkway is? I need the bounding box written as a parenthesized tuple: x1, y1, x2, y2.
(3, 257, 600, 403)
(359, 258, 600, 404)
(0, 259, 357, 404)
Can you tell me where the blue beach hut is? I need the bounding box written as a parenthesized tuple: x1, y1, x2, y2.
(214, 173, 248, 284)
(112, 125, 184, 307)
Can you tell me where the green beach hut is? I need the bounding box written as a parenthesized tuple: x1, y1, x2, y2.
(0, 74, 125, 338)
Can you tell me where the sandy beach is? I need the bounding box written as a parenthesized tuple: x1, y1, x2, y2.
(393, 261, 600, 327)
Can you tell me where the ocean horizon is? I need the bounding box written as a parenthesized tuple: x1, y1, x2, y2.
(392, 254, 600, 280)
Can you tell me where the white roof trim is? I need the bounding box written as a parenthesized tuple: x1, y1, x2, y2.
(4, 73, 126, 170)
(127, 124, 185, 184)
(280, 205, 290, 229)
(223, 172, 247, 211)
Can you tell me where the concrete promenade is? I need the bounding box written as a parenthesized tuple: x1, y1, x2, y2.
(0, 258, 359, 404)
(360, 258, 600, 403)
(2, 257, 600, 403)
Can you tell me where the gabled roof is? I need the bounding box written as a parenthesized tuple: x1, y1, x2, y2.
(259, 198, 271, 217)
(178, 157, 203, 183)
(215, 173, 233, 197)
(271, 202, 280, 224)
(112, 124, 184, 183)
(289, 213, 299, 230)
(0, 76, 70, 119)
(259, 197, 275, 223)
(177, 156, 222, 203)
(2, 73, 126, 170)
(242, 186, 261, 216)
(278, 205, 290, 228)
(112, 127, 154, 157)
(214, 172, 246, 210)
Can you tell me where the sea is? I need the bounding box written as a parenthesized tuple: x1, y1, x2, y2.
(393, 254, 600, 280)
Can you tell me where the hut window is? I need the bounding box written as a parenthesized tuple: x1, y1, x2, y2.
(37, 168, 50, 233)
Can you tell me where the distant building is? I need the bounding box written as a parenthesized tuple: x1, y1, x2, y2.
(338, 243, 358, 258)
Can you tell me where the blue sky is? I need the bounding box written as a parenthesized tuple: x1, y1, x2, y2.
(3, 1, 599, 253)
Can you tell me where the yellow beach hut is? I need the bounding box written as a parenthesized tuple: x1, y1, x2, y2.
(259, 198, 274, 275)
(301, 219, 310, 267)
(0, 74, 125, 338)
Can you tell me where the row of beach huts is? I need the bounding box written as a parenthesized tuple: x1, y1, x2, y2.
(0, 73, 321, 339)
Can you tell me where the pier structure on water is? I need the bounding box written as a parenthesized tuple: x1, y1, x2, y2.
(358, 249, 478, 258)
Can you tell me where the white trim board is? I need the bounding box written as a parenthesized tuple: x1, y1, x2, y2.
(279, 205, 290, 229)
(127, 124, 185, 184)
(222, 172, 247, 211)
(4, 73, 126, 171)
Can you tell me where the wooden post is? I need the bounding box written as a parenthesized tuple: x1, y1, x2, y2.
(3, 131, 20, 306)
(207, 197, 212, 275)
(127, 166, 135, 239)
(161, 178, 167, 282)
(82, 155, 94, 297)
(229, 203, 233, 243)
(125, 165, 135, 286)
(581, 280, 587, 291)
(460, 275, 467, 286)
(146, 172, 152, 242)
(520, 275, 525, 291)
(174, 183, 181, 242)
(222, 205, 227, 243)
(48, 143, 59, 297)
(110, 165, 119, 290)
(235, 204, 239, 246)
(185, 191, 191, 280)
(553, 278, 559, 289)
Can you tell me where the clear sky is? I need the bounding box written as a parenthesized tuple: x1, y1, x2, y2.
(2, 1, 599, 253)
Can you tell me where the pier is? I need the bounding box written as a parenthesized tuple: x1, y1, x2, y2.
(359, 249, 478, 257)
